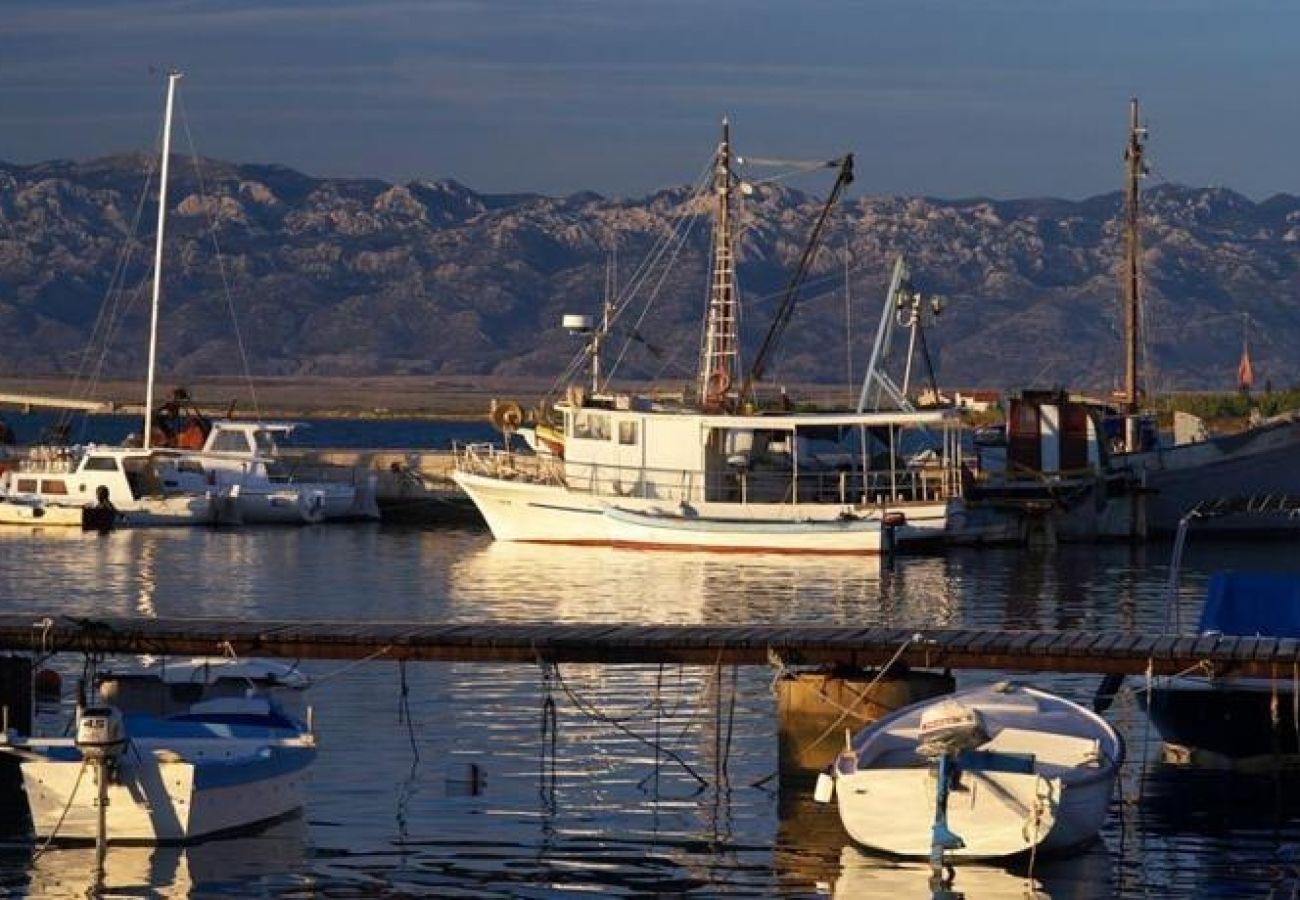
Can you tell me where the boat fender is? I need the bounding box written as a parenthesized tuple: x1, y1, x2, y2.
(813, 770, 835, 803)
(882, 511, 907, 528)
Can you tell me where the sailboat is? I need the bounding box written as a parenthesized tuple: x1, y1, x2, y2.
(1104, 99, 1300, 536)
(454, 122, 966, 554)
(0, 72, 216, 527)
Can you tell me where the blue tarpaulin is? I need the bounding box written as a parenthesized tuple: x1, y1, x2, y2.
(1200, 571, 1300, 637)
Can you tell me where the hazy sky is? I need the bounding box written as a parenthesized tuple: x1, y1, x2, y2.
(2, 0, 1296, 200)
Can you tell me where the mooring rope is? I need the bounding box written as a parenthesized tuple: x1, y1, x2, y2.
(30, 758, 90, 860)
(544, 659, 708, 789)
(799, 632, 920, 756)
(309, 645, 393, 684)
(397, 659, 419, 761)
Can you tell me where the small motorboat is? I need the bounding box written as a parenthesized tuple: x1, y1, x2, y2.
(815, 681, 1123, 866)
(0, 657, 315, 843)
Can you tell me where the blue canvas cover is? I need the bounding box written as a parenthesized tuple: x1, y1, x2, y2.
(1199, 571, 1300, 637)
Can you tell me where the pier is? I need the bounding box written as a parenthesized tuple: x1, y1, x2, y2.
(1, 615, 1294, 677)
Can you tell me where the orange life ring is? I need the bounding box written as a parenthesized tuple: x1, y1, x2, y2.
(706, 368, 731, 397)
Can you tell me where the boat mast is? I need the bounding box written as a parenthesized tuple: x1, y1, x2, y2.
(1122, 97, 1147, 451)
(144, 69, 182, 452)
(698, 119, 739, 410)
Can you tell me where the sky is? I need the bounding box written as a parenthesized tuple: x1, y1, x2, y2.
(2, 0, 1297, 200)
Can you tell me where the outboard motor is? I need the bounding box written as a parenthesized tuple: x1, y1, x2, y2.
(75, 705, 126, 763)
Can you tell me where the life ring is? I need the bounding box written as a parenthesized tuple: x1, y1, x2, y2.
(706, 368, 731, 398)
(490, 400, 524, 432)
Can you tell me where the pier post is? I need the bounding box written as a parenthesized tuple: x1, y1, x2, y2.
(0, 655, 32, 836)
(775, 666, 954, 779)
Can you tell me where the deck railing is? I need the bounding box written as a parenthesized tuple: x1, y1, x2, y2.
(456, 443, 956, 507)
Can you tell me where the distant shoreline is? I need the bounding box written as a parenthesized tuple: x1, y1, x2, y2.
(0, 374, 860, 421)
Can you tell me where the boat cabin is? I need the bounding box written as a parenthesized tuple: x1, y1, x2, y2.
(556, 397, 963, 508)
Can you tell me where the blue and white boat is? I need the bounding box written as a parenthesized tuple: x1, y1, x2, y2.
(1, 657, 315, 843)
(1143, 570, 1300, 761)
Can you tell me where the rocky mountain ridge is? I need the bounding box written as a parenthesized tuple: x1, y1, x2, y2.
(1, 154, 1298, 396)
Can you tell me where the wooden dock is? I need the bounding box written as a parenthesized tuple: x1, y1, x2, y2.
(2, 615, 1296, 677)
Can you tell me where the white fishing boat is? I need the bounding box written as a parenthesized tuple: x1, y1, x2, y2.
(815, 682, 1122, 864)
(455, 123, 966, 555)
(0, 72, 216, 527)
(1097, 100, 1300, 537)
(0, 656, 315, 843)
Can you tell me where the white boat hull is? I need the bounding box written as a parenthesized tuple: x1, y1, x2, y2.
(455, 472, 889, 554)
(0, 499, 85, 526)
(836, 766, 1113, 858)
(19, 737, 314, 842)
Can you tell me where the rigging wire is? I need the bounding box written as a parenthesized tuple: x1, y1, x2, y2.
(177, 93, 262, 418)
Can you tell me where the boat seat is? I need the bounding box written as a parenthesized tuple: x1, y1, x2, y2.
(978, 727, 1101, 772)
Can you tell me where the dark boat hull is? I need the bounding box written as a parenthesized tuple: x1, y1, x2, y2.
(1143, 682, 1299, 759)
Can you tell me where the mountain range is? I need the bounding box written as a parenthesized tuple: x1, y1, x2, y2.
(2, 153, 1298, 397)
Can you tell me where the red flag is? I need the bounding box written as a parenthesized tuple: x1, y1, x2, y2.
(1238, 345, 1255, 390)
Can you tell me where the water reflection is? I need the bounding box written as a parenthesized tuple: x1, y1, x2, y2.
(21, 816, 307, 899)
(832, 843, 1114, 899)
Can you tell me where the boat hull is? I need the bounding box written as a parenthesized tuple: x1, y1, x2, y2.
(835, 766, 1113, 859)
(1142, 679, 1298, 759)
(0, 499, 85, 527)
(19, 738, 315, 843)
(1123, 414, 1300, 535)
(454, 472, 888, 554)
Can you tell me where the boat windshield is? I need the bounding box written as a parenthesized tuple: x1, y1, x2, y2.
(253, 429, 282, 455)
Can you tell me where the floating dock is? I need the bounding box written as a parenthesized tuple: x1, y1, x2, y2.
(2, 615, 1295, 677)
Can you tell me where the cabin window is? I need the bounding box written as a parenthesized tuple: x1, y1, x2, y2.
(42, 480, 68, 495)
(253, 431, 280, 455)
(15, 478, 37, 493)
(210, 430, 252, 454)
(618, 421, 638, 446)
(573, 411, 611, 441)
(83, 456, 119, 472)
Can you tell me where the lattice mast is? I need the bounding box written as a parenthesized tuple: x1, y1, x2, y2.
(1122, 97, 1148, 450)
(697, 119, 740, 410)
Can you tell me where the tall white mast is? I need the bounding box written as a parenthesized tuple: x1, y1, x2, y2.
(144, 69, 182, 451)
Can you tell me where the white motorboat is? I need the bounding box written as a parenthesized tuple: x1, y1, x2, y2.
(1, 445, 215, 527)
(455, 123, 965, 555)
(159, 418, 379, 524)
(1, 656, 315, 843)
(816, 682, 1123, 864)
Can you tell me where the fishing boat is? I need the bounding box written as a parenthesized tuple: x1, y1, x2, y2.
(0, 656, 315, 843)
(0, 71, 216, 527)
(455, 122, 966, 555)
(815, 682, 1123, 865)
(1099, 99, 1300, 537)
(1135, 497, 1300, 763)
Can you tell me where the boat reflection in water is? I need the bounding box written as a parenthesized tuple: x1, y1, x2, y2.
(833, 843, 1113, 900)
(447, 539, 968, 625)
(23, 815, 307, 898)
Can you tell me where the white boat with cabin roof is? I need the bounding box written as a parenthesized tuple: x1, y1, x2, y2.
(0, 445, 214, 527)
(454, 123, 965, 555)
(166, 419, 379, 525)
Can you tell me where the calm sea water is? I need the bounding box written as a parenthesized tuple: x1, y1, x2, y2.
(0, 421, 1298, 898)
